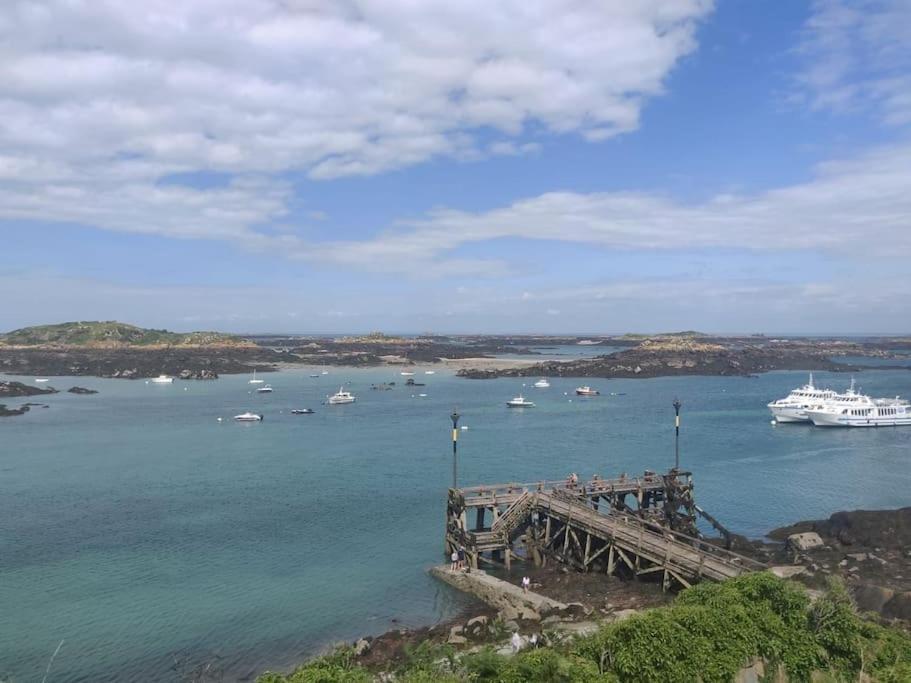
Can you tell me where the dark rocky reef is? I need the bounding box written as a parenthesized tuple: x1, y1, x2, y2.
(67, 386, 98, 394)
(0, 403, 30, 417)
(457, 344, 869, 380)
(0, 348, 274, 379)
(0, 380, 59, 396)
(764, 508, 911, 624)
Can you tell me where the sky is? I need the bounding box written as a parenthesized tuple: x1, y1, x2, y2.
(2, 0, 910, 335)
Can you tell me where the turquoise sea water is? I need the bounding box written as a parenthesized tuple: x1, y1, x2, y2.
(2, 367, 910, 681)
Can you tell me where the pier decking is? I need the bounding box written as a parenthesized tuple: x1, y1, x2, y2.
(445, 470, 764, 590)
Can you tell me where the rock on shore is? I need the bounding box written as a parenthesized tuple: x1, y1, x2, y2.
(0, 380, 58, 396)
(67, 386, 98, 394)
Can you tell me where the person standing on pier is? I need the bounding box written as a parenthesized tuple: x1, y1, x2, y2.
(450, 550, 458, 571)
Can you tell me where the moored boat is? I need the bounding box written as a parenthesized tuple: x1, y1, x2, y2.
(575, 386, 599, 396)
(248, 369, 264, 384)
(290, 408, 314, 414)
(533, 378, 550, 388)
(507, 395, 536, 407)
(767, 373, 837, 423)
(150, 375, 174, 384)
(807, 401, 911, 427)
(328, 387, 356, 405)
(233, 412, 263, 422)
(35, 378, 49, 383)
(256, 384, 273, 393)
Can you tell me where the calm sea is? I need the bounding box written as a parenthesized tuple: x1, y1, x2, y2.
(2, 367, 910, 681)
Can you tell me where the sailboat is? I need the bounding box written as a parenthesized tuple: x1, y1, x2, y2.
(249, 369, 264, 384)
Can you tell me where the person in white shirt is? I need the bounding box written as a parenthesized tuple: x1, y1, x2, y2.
(450, 550, 458, 571)
(510, 631, 523, 653)
(521, 576, 531, 593)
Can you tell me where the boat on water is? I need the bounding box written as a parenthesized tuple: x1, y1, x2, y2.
(533, 378, 550, 388)
(321, 370, 329, 375)
(328, 387, 356, 405)
(807, 399, 911, 427)
(767, 373, 837, 423)
(575, 386, 600, 396)
(150, 375, 174, 384)
(507, 395, 536, 407)
(290, 408, 314, 415)
(309, 374, 320, 378)
(256, 384, 274, 393)
(248, 369, 264, 384)
(400, 371, 415, 376)
(34, 378, 49, 383)
(424, 370, 435, 375)
(234, 412, 263, 422)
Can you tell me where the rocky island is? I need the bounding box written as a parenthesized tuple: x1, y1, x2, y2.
(2, 323, 909, 382)
(457, 334, 909, 380)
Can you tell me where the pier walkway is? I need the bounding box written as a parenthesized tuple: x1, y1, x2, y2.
(445, 470, 765, 590)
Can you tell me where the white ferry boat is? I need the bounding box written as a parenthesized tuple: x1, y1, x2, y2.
(150, 375, 174, 384)
(233, 412, 263, 422)
(507, 395, 535, 407)
(328, 387, 356, 405)
(767, 373, 837, 423)
(533, 378, 550, 388)
(575, 386, 600, 396)
(807, 400, 911, 427)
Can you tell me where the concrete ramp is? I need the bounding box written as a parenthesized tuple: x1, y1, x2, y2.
(430, 566, 566, 620)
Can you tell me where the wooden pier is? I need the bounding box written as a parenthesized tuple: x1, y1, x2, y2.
(445, 470, 764, 590)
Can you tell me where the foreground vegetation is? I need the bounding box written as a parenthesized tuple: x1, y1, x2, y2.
(258, 573, 911, 682)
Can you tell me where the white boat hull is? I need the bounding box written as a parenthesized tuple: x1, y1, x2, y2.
(329, 397, 356, 405)
(808, 410, 911, 427)
(768, 405, 809, 423)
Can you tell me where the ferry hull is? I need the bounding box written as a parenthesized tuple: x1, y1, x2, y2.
(768, 406, 809, 423)
(807, 411, 911, 427)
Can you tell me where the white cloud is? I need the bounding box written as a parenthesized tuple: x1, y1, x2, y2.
(0, 1, 711, 247)
(795, 0, 911, 124)
(313, 142, 911, 269)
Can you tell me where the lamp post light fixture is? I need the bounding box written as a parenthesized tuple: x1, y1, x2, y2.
(673, 398, 682, 471)
(451, 409, 460, 489)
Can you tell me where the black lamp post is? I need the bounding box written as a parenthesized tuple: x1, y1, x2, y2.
(673, 398, 682, 470)
(451, 409, 460, 489)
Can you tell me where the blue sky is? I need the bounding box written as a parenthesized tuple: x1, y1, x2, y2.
(2, 0, 910, 334)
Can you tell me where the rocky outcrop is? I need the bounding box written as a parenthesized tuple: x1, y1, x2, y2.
(67, 386, 98, 394)
(0, 380, 58, 396)
(0, 403, 30, 417)
(456, 345, 854, 380)
(178, 369, 218, 380)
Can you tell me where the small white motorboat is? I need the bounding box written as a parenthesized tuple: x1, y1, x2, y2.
(248, 369, 264, 384)
(400, 371, 415, 376)
(533, 378, 550, 388)
(151, 375, 174, 384)
(234, 412, 263, 421)
(328, 387, 356, 405)
(424, 370, 435, 375)
(575, 386, 600, 396)
(507, 395, 536, 407)
(256, 384, 274, 393)
(35, 378, 49, 383)
(321, 370, 329, 375)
